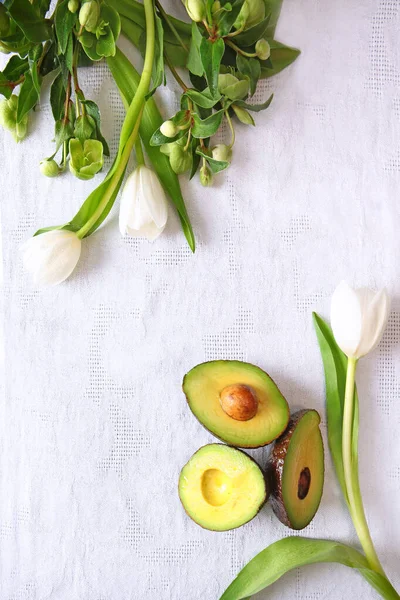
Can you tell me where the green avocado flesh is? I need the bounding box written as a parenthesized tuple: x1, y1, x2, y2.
(179, 444, 268, 531)
(268, 409, 324, 530)
(182, 361, 289, 448)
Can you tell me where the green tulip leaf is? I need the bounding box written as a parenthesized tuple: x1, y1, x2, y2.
(146, 9, 165, 98)
(191, 109, 224, 138)
(200, 37, 225, 99)
(219, 537, 400, 600)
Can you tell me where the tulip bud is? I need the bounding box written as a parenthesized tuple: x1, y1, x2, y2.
(255, 38, 270, 60)
(182, 0, 205, 22)
(40, 159, 60, 178)
(212, 144, 232, 163)
(21, 230, 82, 287)
(0, 4, 10, 36)
(160, 120, 178, 138)
(200, 164, 213, 187)
(68, 0, 80, 13)
(79, 0, 100, 32)
(119, 165, 168, 241)
(330, 281, 390, 359)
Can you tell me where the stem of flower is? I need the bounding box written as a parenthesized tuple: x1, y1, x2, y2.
(225, 110, 235, 148)
(343, 357, 386, 576)
(164, 53, 188, 92)
(225, 39, 257, 57)
(155, 0, 188, 52)
(75, 0, 156, 239)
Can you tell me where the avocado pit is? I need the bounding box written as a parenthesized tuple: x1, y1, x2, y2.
(220, 383, 258, 421)
(297, 467, 311, 500)
(201, 468, 233, 506)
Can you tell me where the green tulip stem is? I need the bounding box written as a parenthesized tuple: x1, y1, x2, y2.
(342, 356, 385, 576)
(75, 0, 155, 240)
(225, 110, 235, 148)
(135, 137, 145, 166)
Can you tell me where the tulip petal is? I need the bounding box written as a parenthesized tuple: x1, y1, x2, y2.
(139, 165, 168, 229)
(356, 288, 390, 357)
(119, 169, 140, 236)
(331, 281, 363, 358)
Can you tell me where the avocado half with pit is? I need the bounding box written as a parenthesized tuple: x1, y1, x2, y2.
(266, 409, 324, 530)
(179, 444, 268, 531)
(182, 360, 289, 448)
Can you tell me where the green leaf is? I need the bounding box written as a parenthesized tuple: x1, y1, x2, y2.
(260, 39, 300, 78)
(236, 54, 260, 96)
(81, 100, 110, 156)
(234, 93, 273, 112)
(192, 109, 224, 138)
(146, 9, 164, 98)
(5, 0, 52, 42)
(195, 146, 229, 174)
(187, 21, 204, 77)
(235, 14, 271, 46)
(96, 28, 116, 58)
(55, 0, 77, 54)
(218, 0, 246, 36)
(107, 48, 195, 252)
(74, 114, 95, 143)
(219, 537, 400, 600)
(265, 0, 283, 38)
(50, 72, 66, 121)
(39, 41, 59, 77)
(54, 118, 74, 153)
(184, 88, 221, 109)
(3, 55, 28, 81)
(313, 313, 349, 502)
(231, 103, 255, 125)
(0, 74, 12, 99)
(16, 71, 39, 123)
(200, 37, 225, 99)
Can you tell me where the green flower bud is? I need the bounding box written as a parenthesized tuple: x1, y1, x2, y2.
(68, 0, 80, 13)
(40, 159, 60, 178)
(231, 103, 255, 126)
(79, 0, 100, 32)
(234, 0, 265, 30)
(218, 73, 249, 101)
(169, 144, 192, 175)
(69, 138, 104, 180)
(0, 95, 28, 142)
(0, 4, 10, 37)
(200, 164, 213, 187)
(255, 38, 270, 61)
(160, 120, 178, 138)
(182, 0, 205, 22)
(212, 144, 232, 163)
(211, 1, 221, 13)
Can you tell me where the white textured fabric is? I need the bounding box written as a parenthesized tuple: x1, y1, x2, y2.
(1, 0, 400, 598)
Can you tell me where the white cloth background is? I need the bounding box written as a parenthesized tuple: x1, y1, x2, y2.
(1, 0, 400, 598)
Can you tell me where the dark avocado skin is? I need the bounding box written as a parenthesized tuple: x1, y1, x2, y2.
(266, 409, 321, 530)
(178, 444, 270, 531)
(182, 360, 290, 449)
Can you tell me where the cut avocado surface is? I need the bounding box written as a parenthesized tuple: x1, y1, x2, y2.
(182, 360, 289, 448)
(179, 444, 268, 531)
(267, 409, 324, 530)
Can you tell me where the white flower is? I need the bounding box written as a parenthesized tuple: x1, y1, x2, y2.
(119, 165, 168, 241)
(331, 281, 390, 359)
(22, 230, 81, 287)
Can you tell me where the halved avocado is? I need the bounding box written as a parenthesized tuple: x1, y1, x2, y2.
(266, 409, 324, 530)
(179, 444, 268, 531)
(182, 360, 289, 448)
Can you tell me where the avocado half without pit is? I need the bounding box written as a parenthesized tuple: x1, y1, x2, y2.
(179, 444, 268, 531)
(182, 361, 290, 448)
(266, 409, 324, 530)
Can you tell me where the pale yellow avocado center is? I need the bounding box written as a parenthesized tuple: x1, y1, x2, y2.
(201, 468, 233, 506)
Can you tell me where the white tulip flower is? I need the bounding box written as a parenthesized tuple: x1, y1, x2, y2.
(22, 230, 81, 287)
(119, 165, 168, 241)
(330, 281, 390, 359)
